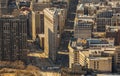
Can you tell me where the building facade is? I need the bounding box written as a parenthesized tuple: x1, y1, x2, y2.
(74, 20, 92, 39)
(44, 8, 59, 61)
(31, 11, 44, 40)
(0, 0, 17, 15)
(68, 38, 113, 72)
(0, 0, 8, 15)
(0, 15, 28, 61)
(115, 47, 120, 73)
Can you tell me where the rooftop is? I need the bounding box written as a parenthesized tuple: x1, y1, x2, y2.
(89, 57, 112, 60)
(69, 38, 115, 51)
(44, 8, 58, 15)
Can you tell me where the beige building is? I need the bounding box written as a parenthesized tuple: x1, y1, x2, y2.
(37, 34, 45, 49)
(30, 0, 50, 40)
(115, 47, 120, 73)
(44, 8, 59, 61)
(31, 11, 44, 40)
(58, 9, 66, 34)
(30, 0, 50, 11)
(68, 38, 113, 72)
(35, 11, 44, 34)
(80, 51, 112, 72)
(31, 11, 36, 40)
(96, 10, 120, 32)
(74, 6, 94, 39)
(74, 20, 92, 39)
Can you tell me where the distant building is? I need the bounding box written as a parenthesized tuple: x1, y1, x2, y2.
(74, 5, 95, 39)
(0, 15, 28, 61)
(58, 9, 66, 34)
(0, 0, 17, 15)
(74, 19, 92, 39)
(0, 0, 8, 15)
(71, 0, 120, 74)
(51, 0, 68, 8)
(76, 3, 96, 16)
(18, 1, 31, 8)
(31, 0, 50, 11)
(96, 10, 113, 32)
(51, 0, 68, 20)
(31, 11, 44, 40)
(87, 38, 114, 48)
(105, 13, 120, 45)
(30, 0, 50, 40)
(44, 8, 59, 61)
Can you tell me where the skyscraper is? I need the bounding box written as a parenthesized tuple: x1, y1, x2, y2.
(44, 8, 58, 61)
(0, 15, 28, 61)
(0, 0, 17, 15)
(0, 0, 8, 15)
(31, 11, 44, 40)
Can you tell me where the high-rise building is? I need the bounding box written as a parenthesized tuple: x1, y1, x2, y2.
(32, 11, 44, 38)
(30, 0, 50, 40)
(0, 15, 28, 61)
(0, 0, 17, 15)
(44, 8, 59, 61)
(0, 0, 8, 15)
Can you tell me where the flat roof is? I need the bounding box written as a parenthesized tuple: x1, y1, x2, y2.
(89, 57, 112, 60)
(97, 74, 120, 76)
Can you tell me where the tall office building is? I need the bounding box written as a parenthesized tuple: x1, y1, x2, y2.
(58, 9, 66, 34)
(44, 8, 59, 61)
(31, 11, 44, 40)
(0, 0, 17, 15)
(0, 0, 8, 15)
(30, 0, 50, 40)
(0, 15, 28, 61)
(35, 11, 44, 34)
